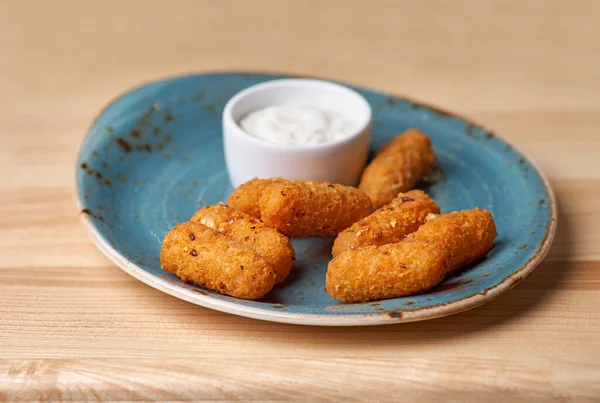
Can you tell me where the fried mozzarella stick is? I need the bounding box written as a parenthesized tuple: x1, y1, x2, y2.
(160, 222, 276, 300)
(326, 239, 448, 303)
(227, 177, 285, 219)
(259, 180, 373, 237)
(332, 189, 440, 257)
(191, 204, 295, 283)
(359, 129, 437, 209)
(407, 208, 496, 276)
(326, 208, 496, 302)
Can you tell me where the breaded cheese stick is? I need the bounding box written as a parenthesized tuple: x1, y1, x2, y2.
(160, 222, 276, 300)
(191, 204, 295, 283)
(326, 208, 497, 303)
(407, 208, 496, 275)
(326, 239, 448, 303)
(227, 177, 285, 219)
(359, 129, 436, 209)
(332, 189, 440, 256)
(259, 180, 373, 237)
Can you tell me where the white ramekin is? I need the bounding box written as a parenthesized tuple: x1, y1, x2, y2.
(223, 78, 372, 188)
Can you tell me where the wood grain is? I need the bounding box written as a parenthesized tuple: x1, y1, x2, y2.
(1, 358, 599, 402)
(0, 0, 599, 400)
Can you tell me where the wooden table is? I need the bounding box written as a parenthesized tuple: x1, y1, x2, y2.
(2, 0, 599, 400)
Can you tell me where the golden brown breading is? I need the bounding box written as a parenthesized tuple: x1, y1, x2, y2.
(190, 204, 295, 283)
(326, 239, 448, 303)
(407, 208, 497, 275)
(160, 222, 276, 300)
(259, 180, 373, 237)
(359, 129, 437, 209)
(332, 189, 440, 256)
(227, 177, 285, 219)
(326, 208, 497, 303)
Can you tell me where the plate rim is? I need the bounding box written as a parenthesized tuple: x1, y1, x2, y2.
(75, 71, 558, 326)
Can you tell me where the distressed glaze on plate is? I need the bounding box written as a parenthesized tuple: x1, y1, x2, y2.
(75, 72, 556, 326)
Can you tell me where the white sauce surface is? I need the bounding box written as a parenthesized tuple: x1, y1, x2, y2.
(239, 105, 354, 146)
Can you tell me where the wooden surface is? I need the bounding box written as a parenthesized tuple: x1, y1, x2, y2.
(1, 0, 599, 400)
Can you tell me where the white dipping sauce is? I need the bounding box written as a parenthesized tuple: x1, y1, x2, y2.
(239, 105, 354, 146)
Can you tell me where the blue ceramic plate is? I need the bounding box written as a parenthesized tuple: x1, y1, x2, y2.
(76, 72, 556, 326)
